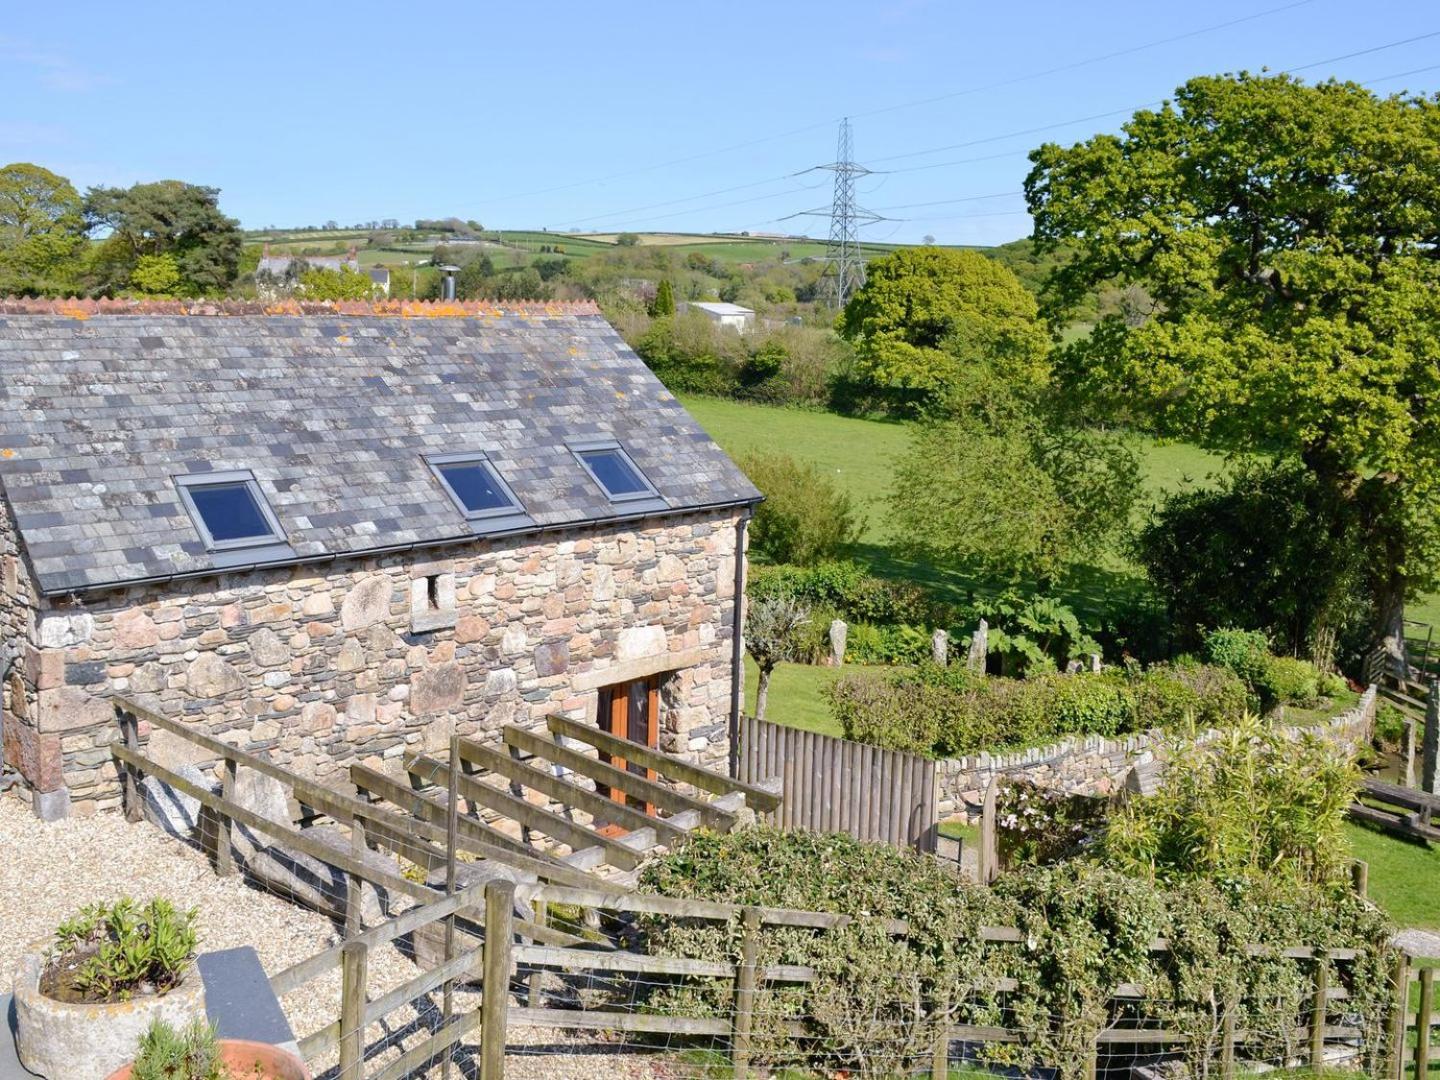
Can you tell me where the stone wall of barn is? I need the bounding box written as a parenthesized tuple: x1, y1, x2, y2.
(0, 492, 53, 811)
(14, 508, 744, 815)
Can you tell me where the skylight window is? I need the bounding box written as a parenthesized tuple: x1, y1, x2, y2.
(427, 453, 524, 520)
(572, 442, 658, 503)
(175, 472, 285, 551)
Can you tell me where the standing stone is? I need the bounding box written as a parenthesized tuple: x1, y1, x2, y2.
(141, 765, 214, 841)
(966, 619, 989, 672)
(1089, 653, 1102, 673)
(828, 619, 847, 667)
(931, 629, 949, 667)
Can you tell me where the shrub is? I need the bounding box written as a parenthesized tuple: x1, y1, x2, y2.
(960, 591, 1102, 675)
(1203, 627, 1272, 686)
(1204, 627, 1328, 710)
(1261, 655, 1322, 708)
(1103, 715, 1361, 888)
(828, 662, 1251, 758)
(638, 827, 1393, 1079)
(741, 456, 863, 566)
(46, 897, 198, 1002)
(842, 621, 931, 665)
(749, 561, 946, 629)
(1135, 459, 1370, 662)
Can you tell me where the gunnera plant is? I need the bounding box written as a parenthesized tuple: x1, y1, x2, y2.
(43, 897, 198, 1003)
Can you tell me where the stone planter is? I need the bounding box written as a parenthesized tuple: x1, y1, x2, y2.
(105, 1039, 311, 1080)
(12, 945, 207, 1080)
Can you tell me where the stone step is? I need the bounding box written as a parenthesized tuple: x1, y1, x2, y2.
(615, 827, 658, 852)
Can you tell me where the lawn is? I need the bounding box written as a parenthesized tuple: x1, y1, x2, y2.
(1346, 821, 1440, 930)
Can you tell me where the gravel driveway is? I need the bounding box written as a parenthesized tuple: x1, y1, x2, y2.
(0, 790, 677, 1079)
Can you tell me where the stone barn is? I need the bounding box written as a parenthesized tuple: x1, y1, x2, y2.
(0, 299, 760, 820)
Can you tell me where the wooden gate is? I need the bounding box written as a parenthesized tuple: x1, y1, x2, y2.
(737, 715, 938, 852)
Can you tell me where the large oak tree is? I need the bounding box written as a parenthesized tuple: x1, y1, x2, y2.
(1026, 73, 1440, 661)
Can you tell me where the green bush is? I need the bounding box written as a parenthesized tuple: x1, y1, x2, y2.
(827, 662, 1250, 758)
(1205, 627, 1328, 710)
(1262, 655, 1322, 708)
(1103, 715, 1361, 888)
(749, 561, 941, 628)
(1203, 627, 1273, 686)
(638, 827, 1393, 1079)
(741, 454, 863, 567)
(842, 621, 931, 665)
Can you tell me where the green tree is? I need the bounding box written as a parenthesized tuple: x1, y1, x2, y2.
(298, 265, 376, 300)
(84, 179, 242, 295)
(649, 278, 675, 317)
(890, 374, 1139, 584)
(741, 451, 863, 566)
(129, 254, 182, 296)
(1026, 73, 1440, 662)
(0, 162, 87, 294)
(838, 247, 1050, 415)
(615, 232, 640, 247)
(455, 253, 496, 299)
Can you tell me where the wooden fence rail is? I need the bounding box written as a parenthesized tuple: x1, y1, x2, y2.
(736, 714, 938, 851)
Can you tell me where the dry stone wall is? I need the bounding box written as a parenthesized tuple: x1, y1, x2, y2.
(937, 685, 1377, 821)
(7, 509, 743, 815)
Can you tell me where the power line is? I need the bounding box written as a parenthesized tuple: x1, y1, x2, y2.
(470, 2, 1326, 210)
(867, 28, 1440, 169)
(848, 0, 1322, 121)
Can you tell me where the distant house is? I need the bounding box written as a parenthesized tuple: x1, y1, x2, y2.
(256, 243, 360, 278)
(367, 267, 391, 296)
(679, 302, 756, 333)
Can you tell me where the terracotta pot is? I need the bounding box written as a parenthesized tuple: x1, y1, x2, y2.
(105, 1038, 311, 1080)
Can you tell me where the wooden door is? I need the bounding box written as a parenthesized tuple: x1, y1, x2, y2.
(595, 675, 659, 814)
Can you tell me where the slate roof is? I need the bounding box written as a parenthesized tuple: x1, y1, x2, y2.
(0, 299, 761, 595)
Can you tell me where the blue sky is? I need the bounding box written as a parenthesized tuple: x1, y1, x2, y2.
(3, 1, 1436, 246)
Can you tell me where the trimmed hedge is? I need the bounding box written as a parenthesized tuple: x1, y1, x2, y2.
(638, 828, 1393, 1079)
(826, 661, 1250, 758)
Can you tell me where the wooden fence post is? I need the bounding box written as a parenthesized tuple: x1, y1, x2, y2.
(1391, 952, 1412, 1080)
(528, 899, 546, 1007)
(344, 817, 366, 938)
(1423, 676, 1439, 795)
(1220, 1000, 1237, 1080)
(119, 709, 142, 823)
(1310, 953, 1328, 1073)
(338, 939, 368, 1079)
(1417, 965, 1435, 1079)
(930, 995, 949, 1079)
(1351, 859, 1369, 898)
(214, 757, 237, 877)
(1405, 717, 1417, 789)
(732, 906, 761, 1079)
(979, 778, 999, 885)
(480, 879, 516, 1080)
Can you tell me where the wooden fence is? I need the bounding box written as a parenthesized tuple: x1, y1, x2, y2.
(736, 714, 938, 852)
(271, 874, 1424, 1080)
(108, 700, 1431, 1079)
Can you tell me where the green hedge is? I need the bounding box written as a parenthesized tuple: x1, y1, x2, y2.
(825, 661, 1250, 758)
(638, 828, 1393, 1079)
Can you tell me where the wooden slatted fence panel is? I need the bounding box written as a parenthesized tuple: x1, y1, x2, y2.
(737, 715, 938, 852)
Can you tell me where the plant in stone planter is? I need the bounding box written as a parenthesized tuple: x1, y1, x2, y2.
(13, 897, 208, 1080)
(47, 898, 197, 1002)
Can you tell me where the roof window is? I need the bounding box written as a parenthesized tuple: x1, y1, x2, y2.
(175, 471, 286, 551)
(571, 441, 658, 503)
(426, 453, 525, 520)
